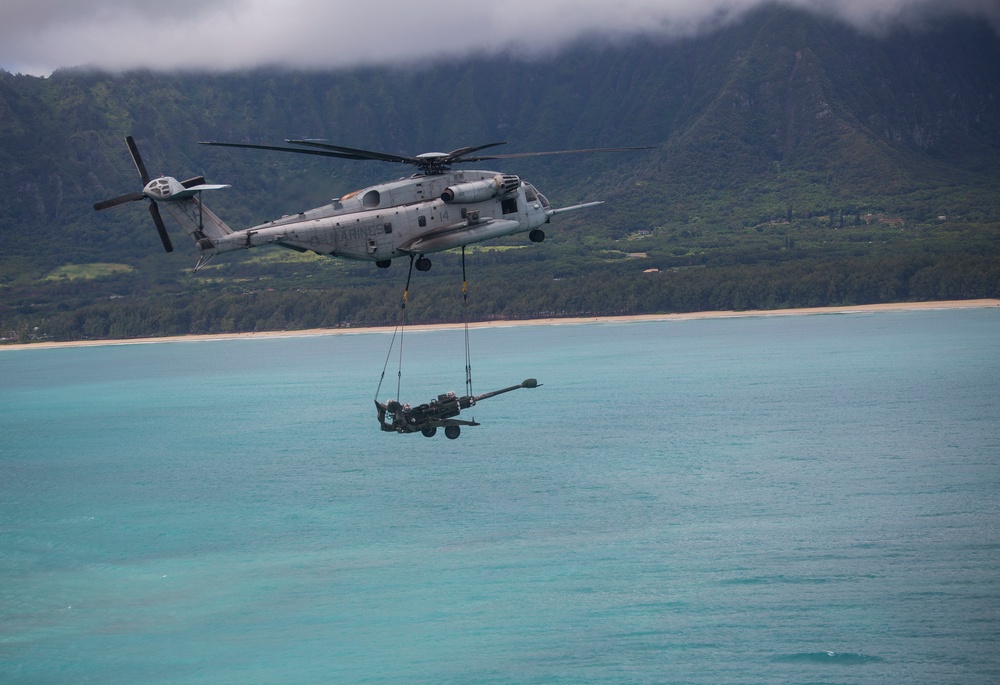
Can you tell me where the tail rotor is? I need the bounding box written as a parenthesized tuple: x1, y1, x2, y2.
(93, 136, 205, 253)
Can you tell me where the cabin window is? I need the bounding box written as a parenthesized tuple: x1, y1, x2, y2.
(418, 215, 427, 227)
(384, 222, 392, 234)
(502, 198, 518, 214)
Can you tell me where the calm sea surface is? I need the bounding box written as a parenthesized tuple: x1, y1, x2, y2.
(2, 308, 998, 684)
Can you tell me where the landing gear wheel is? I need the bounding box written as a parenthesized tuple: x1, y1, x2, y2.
(376, 259, 392, 269)
(529, 229, 545, 243)
(415, 256, 432, 271)
(444, 425, 461, 440)
(421, 426, 437, 438)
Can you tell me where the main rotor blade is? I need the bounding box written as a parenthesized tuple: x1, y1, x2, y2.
(200, 139, 653, 169)
(284, 140, 419, 165)
(149, 202, 173, 253)
(180, 176, 206, 189)
(199, 140, 383, 162)
(463, 146, 655, 163)
(126, 136, 151, 185)
(93, 191, 145, 211)
(290, 140, 513, 169)
(446, 142, 507, 160)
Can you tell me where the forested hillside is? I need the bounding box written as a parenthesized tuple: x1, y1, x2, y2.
(2, 5, 998, 342)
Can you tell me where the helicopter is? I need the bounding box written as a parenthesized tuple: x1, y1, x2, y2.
(376, 378, 541, 439)
(94, 136, 651, 271)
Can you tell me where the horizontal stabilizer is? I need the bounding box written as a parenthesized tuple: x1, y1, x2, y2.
(186, 183, 230, 192)
(163, 183, 231, 201)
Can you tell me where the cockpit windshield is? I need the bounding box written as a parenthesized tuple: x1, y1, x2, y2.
(523, 182, 549, 207)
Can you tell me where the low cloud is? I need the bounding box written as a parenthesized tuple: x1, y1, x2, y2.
(2, 0, 997, 76)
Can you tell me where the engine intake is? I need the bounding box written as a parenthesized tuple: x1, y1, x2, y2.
(441, 174, 520, 203)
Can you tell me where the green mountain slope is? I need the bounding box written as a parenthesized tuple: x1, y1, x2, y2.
(1, 5, 998, 342)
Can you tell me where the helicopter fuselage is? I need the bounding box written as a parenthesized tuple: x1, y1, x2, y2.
(190, 169, 569, 265)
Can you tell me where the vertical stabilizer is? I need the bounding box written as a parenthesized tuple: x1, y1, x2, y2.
(158, 195, 233, 252)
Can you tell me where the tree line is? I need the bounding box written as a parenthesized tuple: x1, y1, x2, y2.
(5, 252, 997, 343)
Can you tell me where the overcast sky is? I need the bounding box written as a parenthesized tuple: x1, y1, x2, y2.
(2, 0, 998, 76)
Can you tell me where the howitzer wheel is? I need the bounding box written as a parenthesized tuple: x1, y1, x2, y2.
(445, 425, 461, 440)
(421, 426, 437, 437)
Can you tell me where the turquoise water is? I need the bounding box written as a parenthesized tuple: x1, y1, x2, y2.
(2, 309, 999, 683)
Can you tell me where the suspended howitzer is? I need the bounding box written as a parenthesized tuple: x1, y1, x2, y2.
(375, 379, 540, 439)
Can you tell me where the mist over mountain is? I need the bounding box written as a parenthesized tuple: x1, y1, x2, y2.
(4, 0, 1000, 75)
(1, 5, 998, 340)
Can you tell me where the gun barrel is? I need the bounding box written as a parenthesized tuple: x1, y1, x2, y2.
(472, 378, 539, 403)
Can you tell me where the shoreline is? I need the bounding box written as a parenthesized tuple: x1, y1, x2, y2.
(3, 299, 998, 351)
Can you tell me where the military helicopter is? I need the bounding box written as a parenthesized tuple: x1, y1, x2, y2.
(94, 136, 650, 271)
(376, 378, 541, 439)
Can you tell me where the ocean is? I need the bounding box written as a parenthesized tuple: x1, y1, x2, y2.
(2, 308, 998, 684)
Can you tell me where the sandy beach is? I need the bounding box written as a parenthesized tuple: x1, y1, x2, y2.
(3, 299, 998, 351)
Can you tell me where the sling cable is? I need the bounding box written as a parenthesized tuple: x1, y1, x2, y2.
(374, 250, 484, 438)
(374, 254, 414, 407)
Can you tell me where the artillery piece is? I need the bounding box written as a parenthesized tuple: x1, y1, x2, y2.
(375, 379, 540, 439)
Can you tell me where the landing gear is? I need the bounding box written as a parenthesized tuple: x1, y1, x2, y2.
(445, 425, 461, 440)
(415, 256, 432, 271)
(529, 229, 545, 243)
(376, 259, 392, 269)
(421, 426, 437, 438)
